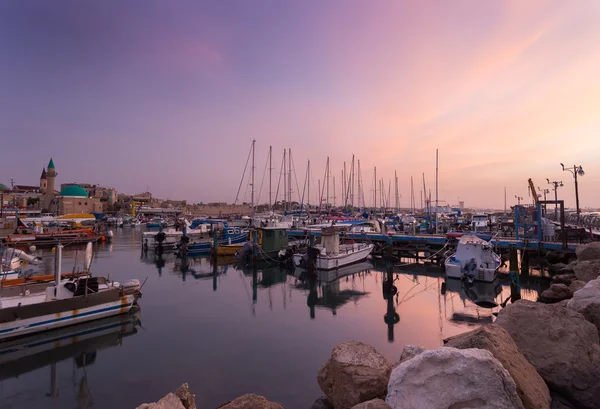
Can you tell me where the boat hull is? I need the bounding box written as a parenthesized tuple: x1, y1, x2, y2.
(0, 292, 135, 341)
(187, 234, 249, 255)
(293, 243, 374, 270)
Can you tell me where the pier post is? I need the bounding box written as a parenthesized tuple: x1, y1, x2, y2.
(383, 255, 399, 342)
(252, 266, 258, 302)
(508, 245, 521, 302)
(521, 250, 530, 276)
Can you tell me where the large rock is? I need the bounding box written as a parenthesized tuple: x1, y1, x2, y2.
(539, 284, 573, 304)
(573, 260, 600, 282)
(568, 280, 586, 293)
(567, 278, 600, 311)
(351, 399, 391, 409)
(136, 393, 185, 409)
(445, 325, 550, 409)
(310, 396, 334, 409)
(386, 347, 524, 409)
(396, 345, 425, 365)
(318, 341, 392, 409)
(496, 300, 600, 408)
(217, 394, 284, 409)
(548, 263, 567, 275)
(551, 274, 576, 286)
(575, 242, 600, 261)
(579, 303, 600, 337)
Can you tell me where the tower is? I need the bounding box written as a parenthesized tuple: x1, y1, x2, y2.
(40, 168, 47, 193)
(43, 158, 56, 211)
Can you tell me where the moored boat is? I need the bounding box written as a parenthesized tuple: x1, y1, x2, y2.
(444, 234, 500, 283)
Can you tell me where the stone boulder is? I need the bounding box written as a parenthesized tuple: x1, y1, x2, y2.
(573, 260, 600, 282)
(386, 347, 524, 409)
(445, 325, 550, 409)
(310, 397, 334, 409)
(217, 394, 283, 409)
(575, 242, 600, 261)
(567, 278, 600, 311)
(175, 384, 195, 409)
(318, 341, 392, 409)
(396, 345, 425, 366)
(351, 399, 391, 409)
(551, 274, 576, 286)
(579, 303, 600, 337)
(568, 280, 586, 293)
(496, 300, 600, 409)
(538, 284, 573, 304)
(548, 263, 567, 275)
(136, 393, 185, 409)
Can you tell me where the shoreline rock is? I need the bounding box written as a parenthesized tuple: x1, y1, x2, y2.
(136, 384, 195, 409)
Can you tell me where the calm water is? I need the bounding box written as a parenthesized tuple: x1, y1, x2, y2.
(0, 228, 547, 409)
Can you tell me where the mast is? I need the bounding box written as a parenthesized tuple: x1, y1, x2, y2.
(395, 170, 399, 213)
(422, 173, 427, 216)
(288, 148, 292, 210)
(251, 139, 255, 213)
(388, 180, 391, 212)
(343, 162, 347, 207)
(351, 155, 355, 208)
(269, 145, 272, 211)
(410, 176, 415, 214)
(283, 149, 287, 212)
(307, 160, 310, 207)
(435, 149, 439, 234)
(326, 156, 330, 210)
(333, 176, 336, 207)
(374, 166, 377, 210)
(357, 160, 362, 209)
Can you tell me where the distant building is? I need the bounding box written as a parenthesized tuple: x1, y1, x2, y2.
(458, 201, 465, 210)
(57, 185, 103, 215)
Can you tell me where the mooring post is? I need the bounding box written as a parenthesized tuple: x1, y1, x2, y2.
(509, 245, 521, 302)
(509, 245, 518, 273)
(383, 254, 399, 343)
(521, 250, 530, 276)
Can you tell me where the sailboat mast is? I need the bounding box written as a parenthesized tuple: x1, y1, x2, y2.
(357, 160, 362, 209)
(283, 149, 287, 211)
(288, 148, 292, 210)
(333, 176, 336, 207)
(395, 170, 399, 213)
(326, 156, 330, 210)
(435, 149, 439, 234)
(251, 139, 255, 213)
(343, 162, 347, 207)
(269, 145, 272, 211)
(307, 160, 310, 208)
(374, 167, 377, 210)
(351, 155, 355, 208)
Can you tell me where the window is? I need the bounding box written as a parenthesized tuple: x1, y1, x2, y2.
(79, 202, 82, 205)
(85, 202, 88, 205)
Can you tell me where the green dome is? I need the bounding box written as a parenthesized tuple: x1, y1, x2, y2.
(0, 183, 8, 191)
(60, 185, 88, 197)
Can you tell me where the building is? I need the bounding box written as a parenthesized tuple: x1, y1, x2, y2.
(57, 185, 103, 215)
(458, 201, 465, 210)
(61, 183, 117, 211)
(42, 158, 57, 211)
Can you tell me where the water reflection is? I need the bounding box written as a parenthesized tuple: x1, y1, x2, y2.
(0, 309, 140, 408)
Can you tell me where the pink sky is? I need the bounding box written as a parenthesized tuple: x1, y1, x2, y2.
(1, 1, 599, 209)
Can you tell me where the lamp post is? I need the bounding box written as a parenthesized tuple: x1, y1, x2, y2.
(560, 163, 585, 223)
(537, 187, 549, 216)
(547, 178, 563, 220)
(514, 195, 523, 205)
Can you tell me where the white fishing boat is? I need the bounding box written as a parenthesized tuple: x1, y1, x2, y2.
(141, 227, 207, 251)
(293, 227, 374, 270)
(445, 234, 500, 282)
(1, 247, 44, 280)
(0, 244, 141, 340)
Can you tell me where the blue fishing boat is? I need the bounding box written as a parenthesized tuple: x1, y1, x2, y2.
(146, 217, 166, 229)
(184, 221, 249, 256)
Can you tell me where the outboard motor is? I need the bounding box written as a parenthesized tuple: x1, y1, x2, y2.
(235, 241, 254, 261)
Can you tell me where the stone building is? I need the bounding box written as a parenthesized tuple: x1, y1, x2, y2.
(57, 185, 103, 215)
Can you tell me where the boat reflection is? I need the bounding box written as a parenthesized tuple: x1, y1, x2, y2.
(294, 261, 374, 318)
(0, 309, 140, 408)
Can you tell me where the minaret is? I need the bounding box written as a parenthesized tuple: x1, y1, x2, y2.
(44, 158, 56, 210)
(40, 168, 47, 193)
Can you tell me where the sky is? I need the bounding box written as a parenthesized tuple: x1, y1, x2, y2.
(1, 0, 599, 210)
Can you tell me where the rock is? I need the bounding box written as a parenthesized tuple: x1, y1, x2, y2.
(538, 284, 573, 304)
(567, 278, 600, 311)
(575, 242, 600, 261)
(496, 300, 600, 409)
(351, 399, 391, 409)
(310, 396, 334, 409)
(386, 347, 524, 409)
(318, 341, 392, 409)
(548, 263, 567, 275)
(217, 394, 284, 409)
(136, 393, 185, 409)
(175, 384, 195, 409)
(549, 393, 577, 409)
(579, 303, 600, 337)
(551, 273, 576, 286)
(573, 260, 600, 282)
(445, 325, 550, 409)
(396, 345, 425, 365)
(568, 280, 586, 293)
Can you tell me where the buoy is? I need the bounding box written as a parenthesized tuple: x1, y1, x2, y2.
(29, 245, 36, 252)
(51, 248, 56, 253)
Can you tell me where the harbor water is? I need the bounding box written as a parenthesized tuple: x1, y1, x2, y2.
(0, 228, 548, 409)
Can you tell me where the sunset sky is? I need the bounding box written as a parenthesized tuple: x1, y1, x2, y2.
(1, 1, 599, 209)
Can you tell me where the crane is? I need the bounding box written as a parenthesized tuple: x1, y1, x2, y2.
(527, 179, 539, 205)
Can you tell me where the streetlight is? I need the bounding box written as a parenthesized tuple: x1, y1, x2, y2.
(514, 195, 523, 205)
(560, 163, 585, 223)
(547, 178, 563, 220)
(537, 187, 550, 216)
